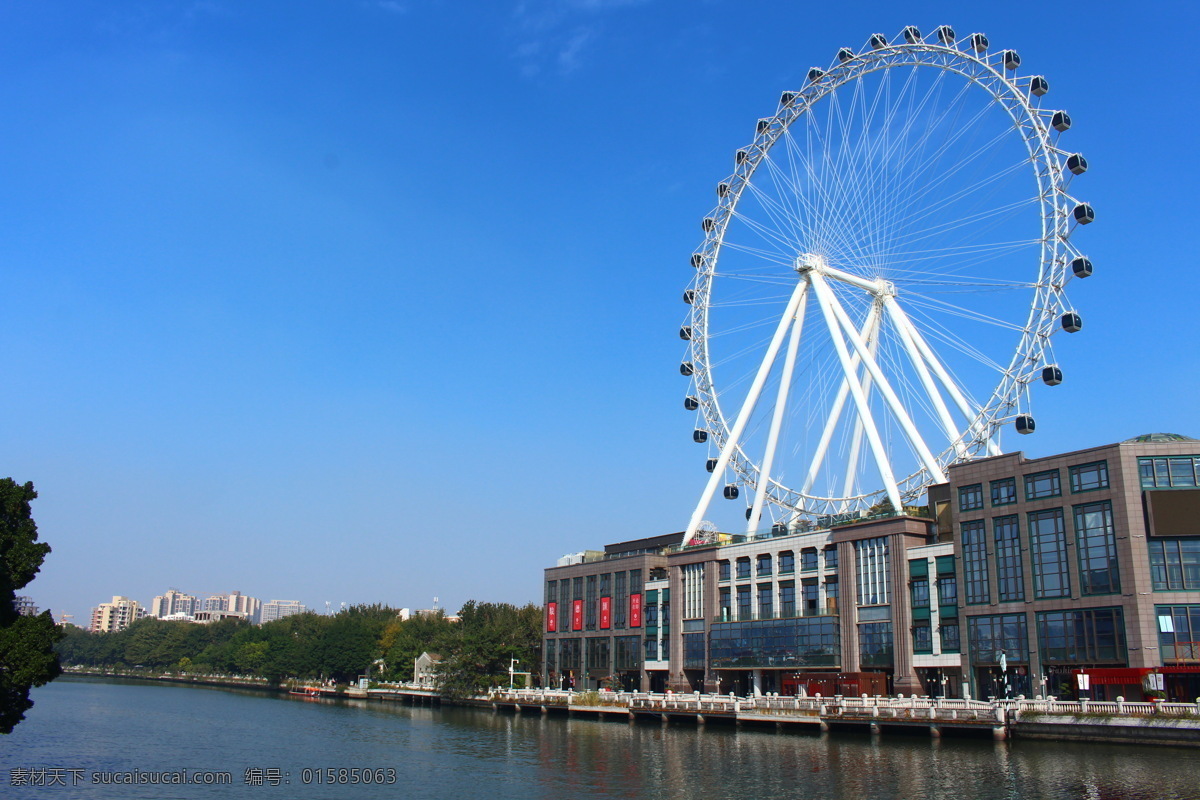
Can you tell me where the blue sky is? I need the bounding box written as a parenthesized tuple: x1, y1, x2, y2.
(3, 0, 1197, 625)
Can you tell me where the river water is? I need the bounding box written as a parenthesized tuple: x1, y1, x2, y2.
(3, 677, 1198, 799)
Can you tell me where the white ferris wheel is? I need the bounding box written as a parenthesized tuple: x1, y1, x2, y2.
(681, 26, 1093, 540)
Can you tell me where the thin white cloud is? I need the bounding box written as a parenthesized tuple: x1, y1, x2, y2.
(511, 0, 652, 77)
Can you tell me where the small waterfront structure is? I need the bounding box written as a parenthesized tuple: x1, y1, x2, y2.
(415, 652, 443, 688)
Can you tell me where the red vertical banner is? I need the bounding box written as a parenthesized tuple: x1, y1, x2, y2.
(572, 599, 583, 631)
(629, 593, 642, 627)
(599, 596, 611, 629)
(546, 602, 557, 632)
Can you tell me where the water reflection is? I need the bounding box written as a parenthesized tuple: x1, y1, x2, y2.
(7, 679, 1200, 800)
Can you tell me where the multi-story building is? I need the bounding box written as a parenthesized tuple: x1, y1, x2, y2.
(14, 596, 39, 616)
(940, 432, 1200, 701)
(260, 600, 307, 623)
(90, 596, 147, 633)
(542, 434, 1200, 701)
(203, 591, 262, 623)
(150, 589, 199, 619)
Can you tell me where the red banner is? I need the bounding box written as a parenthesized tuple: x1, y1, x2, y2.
(546, 602, 557, 632)
(629, 593, 642, 627)
(599, 596, 611, 629)
(572, 599, 583, 631)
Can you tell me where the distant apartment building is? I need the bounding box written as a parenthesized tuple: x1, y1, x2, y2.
(193, 610, 248, 624)
(203, 591, 262, 623)
(260, 600, 307, 623)
(150, 588, 199, 619)
(90, 596, 147, 633)
(14, 596, 39, 616)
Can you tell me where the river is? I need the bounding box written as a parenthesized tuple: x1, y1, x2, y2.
(3, 677, 1196, 799)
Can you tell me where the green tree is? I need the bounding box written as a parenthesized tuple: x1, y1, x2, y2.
(0, 479, 61, 734)
(435, 602, 541, 700)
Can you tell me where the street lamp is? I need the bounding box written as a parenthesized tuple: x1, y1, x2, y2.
(509, 658, 520, 690)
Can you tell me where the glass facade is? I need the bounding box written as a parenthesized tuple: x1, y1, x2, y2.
(990, 477, 1016, 507)
(967, 613, 1029, 664)
(858, 622, 893, 668)
(736, 557, 751, 580)
(614, 635, 641, 671)
(1029, 509, 1070, 599)
(683, 633, 705, 669)
(1025, 469, 1061, 500)
(1069, 461, 1109, 493)
(757, 554, 772, 576)
(962, 520, 990, 604)
(778, 551, 795, 574)
(736, 586, 751, 621)
(780, 582, 795, 618)
(757, 584, 773, 619)
(959, 484, 983, 512)
(939, 622, 960, 653)
(709, 617, 840, 668)
(993, 515, 1025, 602)
(1074, 501, 1120, 595)
(1149, 539, 1200, 591)
(854, 537, 890, 606)
(1036, 607, 1126, 665)
(1156, 604, 1200, 663)
(1139, 456, 1200, 488)
(801, 548, 819, 572)
(586, 636, 610, 674)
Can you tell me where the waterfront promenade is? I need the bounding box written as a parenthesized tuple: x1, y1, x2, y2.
(492, 688, 1200, 746)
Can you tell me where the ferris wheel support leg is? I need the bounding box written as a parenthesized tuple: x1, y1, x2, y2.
(839, 305, 884, 510)
(886, 299, 1000, 457)
(682, 280, 809, 545)
(747, 289, 809, 533)
(815, 272, 947, 485)
(883, 296, 967, 459)
(808, 273, 903, 513)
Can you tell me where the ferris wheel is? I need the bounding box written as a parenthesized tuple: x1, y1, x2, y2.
(681, 26, 1093, 539)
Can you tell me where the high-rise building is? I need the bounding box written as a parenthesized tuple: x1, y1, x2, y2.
(260, 600, 307, 623)
(90, 596, 147, 633)
(150, 589, 199, 619)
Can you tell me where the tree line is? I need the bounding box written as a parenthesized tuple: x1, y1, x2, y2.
(56, 601, 542, 699)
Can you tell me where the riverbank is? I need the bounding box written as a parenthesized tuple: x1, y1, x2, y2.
(60, 669, 1200, 748)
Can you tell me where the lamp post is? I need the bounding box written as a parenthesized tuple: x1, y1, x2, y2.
(509, 658, 520, 690)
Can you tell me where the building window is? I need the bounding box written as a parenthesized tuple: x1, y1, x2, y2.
(1025, 469, 1061, 500)
(824, 578, 838, 614)
(1037, 607, 1126, 665)
(778, 551, 795, 574)
(585, 636, 610, 674)
(990, 477, 1017, 507)
(614, 572, 627, 628)
(802, 580, 819, 616)
(1156, 605, 1200, 665)
(1074, 501, 1120, 595)
(801, 548, 819, 572)
(757, 584, 773, 619)
(1140, 456, 1200, 488)
(910, 577, 929, 608)
(757, 554, 773, 577)
(967, 613, 1029, 664)
(681, 563, 704, 621)
(854, 537, 890, 606)
(780, 582, 796, 618)
(1069, 461, 1109, 493)
(718, 560, 731, 582)
(858, 622, 894, 668)
(717, 587, 731, 622)
(823, 545, 838, 572)
(683, 633, 705, 669)
(937, 574, 957, 607)
(736, 557, 751, 580)
(959, 484, 983, 512)
(586, 576, 597, 630)
(962, 520, 990, 604)
(644, 638, 658, 661)
(1029, 509, 1071, 599)
(614, 635, 641, 671)
(599, 573, 611, 598)
(939, 623, 960, 653)
(912, 624, 933, 654)
(546, 580, 556, 605)
(709, 617, 840, 669)
(993, 515, 1025, 603)
(1150, 539, 1200, 591)
(736, 586, 752, 621)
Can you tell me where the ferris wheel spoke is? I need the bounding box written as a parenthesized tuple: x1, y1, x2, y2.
(747, 288, 809, 532)
(685, 280, 809, 542)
